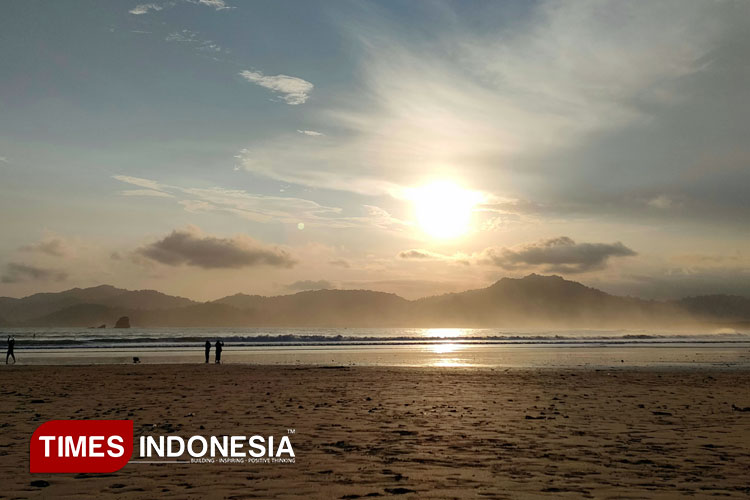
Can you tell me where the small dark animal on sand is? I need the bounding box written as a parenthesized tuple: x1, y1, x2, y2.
(133, 357, 141, 364)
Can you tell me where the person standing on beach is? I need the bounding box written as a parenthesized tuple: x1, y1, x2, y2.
(215, 340, 224, 364)
(6, 336, 15, 364)
(204, 340, 211, 363)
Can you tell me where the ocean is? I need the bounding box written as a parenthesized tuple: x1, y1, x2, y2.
(3, 327, 750, 368)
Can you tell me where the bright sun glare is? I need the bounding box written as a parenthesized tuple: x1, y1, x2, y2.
(411, 181, 479, 239)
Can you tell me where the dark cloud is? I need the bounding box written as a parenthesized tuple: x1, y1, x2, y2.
(480, 236, 636, 274)
(1, 263, 68, 283)
(398, 249, 435, 260)
(137, 228, 296, 269)
(398, 249, 470, 266)
(285, 280, 335, 291)
(19, 238, 68, 257)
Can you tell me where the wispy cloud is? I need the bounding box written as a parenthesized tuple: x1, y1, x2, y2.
(197, 0, 231, 10)
(239, 70, 313, 105)
(165, 30, 196, 42)
(20, 238, 69, 257)
(236, 142, 399, 196)
(165, 29, 225, 53)
(113, 175, 164, 191)
(129, 0, 232, 16)
(178, 199, 216, 213)
(129, 3, 162, 15)
(234, 0, 726, 207)
(178, 186, 342, 224)
(112, 174, 407, 230)
(297, 129, 324, 137)
(120, 189, 175, 198)
(136, 226, 295, 269)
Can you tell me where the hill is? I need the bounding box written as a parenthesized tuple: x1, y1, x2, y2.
(0, 285, 195, 325)
(213, 289, 410, 326)
(2, 275, 748, 328)
(411, 274, 680, 327)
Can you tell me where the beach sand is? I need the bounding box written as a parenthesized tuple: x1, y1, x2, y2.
(1, 365, 749, 499)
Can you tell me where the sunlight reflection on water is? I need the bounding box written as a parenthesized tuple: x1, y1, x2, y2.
(429, 342, 469, 366)
(430, 343, 463, 354)
(421, 328, 470, 338)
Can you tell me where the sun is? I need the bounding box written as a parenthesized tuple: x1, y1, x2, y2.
(410, 181, 479, 239)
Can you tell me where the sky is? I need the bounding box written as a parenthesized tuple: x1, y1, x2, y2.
(1, 0, 749, 301)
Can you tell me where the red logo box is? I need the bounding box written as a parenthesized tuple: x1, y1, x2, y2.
(30, 420, 133, 473)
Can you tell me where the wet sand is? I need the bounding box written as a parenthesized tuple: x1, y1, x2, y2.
(1, 365, 750, 498)
(12, 342, 750, 368)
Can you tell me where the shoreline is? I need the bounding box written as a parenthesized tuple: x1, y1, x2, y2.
(4, 342, 750, 369)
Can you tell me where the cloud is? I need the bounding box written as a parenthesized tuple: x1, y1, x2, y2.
(0, 156, 8, 164)
(1, 263, 68, 283)
(178, 186, 345, 225)
(232, 0, 740, 218)
(328, 259, 351, 269)
(647, 195, 676, 209)
(113, 175, 164, 191)
(112, 174, 406, 230)
(165, 31, 197, 43)
(480, 237, 636, 274)
(398, 249, 445, 260)
(165, 29, 225, 53)
(285, 280, 335, 291)
(178, 199, 216, 213)
(129, 3, 162, 15)
(20, 238, 69, 257)
(129, 0, 231, 16)
(113, 175, 174, 199)
(236, 141, 399, 196)
(670, 253, 744, 268)
(239, 70, 313, 105)
(113, 175, 338, 223)
(136, 227, 296, 269)
(398, 249, 471, 266)
(360, 205, 410, 231)
(121, 189, 175, 198)
(197, 0, 231, 10)
(297, 130, 324, 136)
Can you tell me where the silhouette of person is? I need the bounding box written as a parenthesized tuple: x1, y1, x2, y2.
(204, 340, 211, 364)
(215, 340, 224, 364)
(6, 336, 15, 364)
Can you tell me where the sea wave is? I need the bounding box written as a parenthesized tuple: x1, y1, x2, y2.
(2, 331, 749, 350)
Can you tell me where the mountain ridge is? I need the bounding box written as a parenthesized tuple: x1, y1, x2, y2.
(1, 274, 748, 329)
